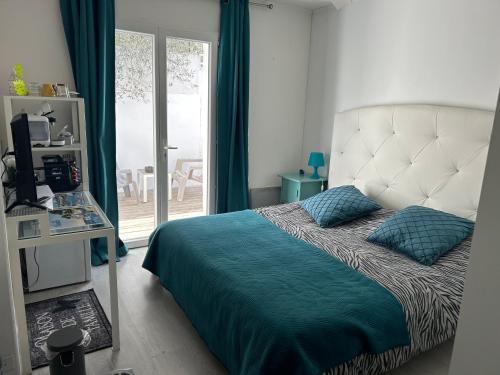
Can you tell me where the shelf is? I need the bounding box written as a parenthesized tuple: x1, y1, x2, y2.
(31, 144, 82, 152)
(4, 95, 89, 192)
(4, 95, 82, 102)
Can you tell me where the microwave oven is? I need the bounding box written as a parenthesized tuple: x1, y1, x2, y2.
(27, 115, 51, 147)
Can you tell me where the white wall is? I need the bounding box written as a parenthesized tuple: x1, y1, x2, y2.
(248, 4, 311, 188)
(301, 8, 338, 170)
(302, 0, 500, 167)
(0, 0, 76, 147)
(448, 91, 500, 374)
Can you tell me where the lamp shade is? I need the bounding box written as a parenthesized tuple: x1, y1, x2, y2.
(308, 152, 325, 167)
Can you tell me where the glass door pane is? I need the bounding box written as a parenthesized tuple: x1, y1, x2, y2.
(115, 30, 156, 245)
(166, 37, 210, 221)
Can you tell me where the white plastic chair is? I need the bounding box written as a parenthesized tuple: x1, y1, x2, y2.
(171, 159, 203, 201)
(116, 166, 140, 204)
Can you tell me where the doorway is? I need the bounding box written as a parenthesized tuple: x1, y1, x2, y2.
(115, 28, 216, 247)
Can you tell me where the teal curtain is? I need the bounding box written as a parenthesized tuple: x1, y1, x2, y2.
(216, 0, 250, 213)
(60, 0, 128, 266)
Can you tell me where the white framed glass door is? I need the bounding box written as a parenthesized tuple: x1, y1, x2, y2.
(157, 29, 217, 225)
(115, 29, 157, 247)
(116, 27, 216, 247)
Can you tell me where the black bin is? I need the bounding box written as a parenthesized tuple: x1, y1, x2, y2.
(47, 327, 86, 375)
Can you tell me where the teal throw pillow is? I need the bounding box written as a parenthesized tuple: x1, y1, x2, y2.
(368, 205, 474, 266)
(301, 185, 382, 228)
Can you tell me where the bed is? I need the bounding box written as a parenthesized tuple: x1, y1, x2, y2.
(143, 104, 494, 374)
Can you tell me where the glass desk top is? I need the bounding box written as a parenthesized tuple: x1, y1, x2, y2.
(13, 191, 113, 240)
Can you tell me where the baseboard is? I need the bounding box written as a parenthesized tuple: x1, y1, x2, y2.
(249, 187, 281, 209)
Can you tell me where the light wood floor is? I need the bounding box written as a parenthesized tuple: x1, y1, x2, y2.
(118, 186, 204, 242)
(29, 248, 226, 375)
(29, 248, 454, 375)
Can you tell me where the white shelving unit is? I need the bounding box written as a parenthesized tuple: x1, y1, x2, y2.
(30, 143, 83, 152)
(2, 95, 92, 290)
(2, 96, 89, 191)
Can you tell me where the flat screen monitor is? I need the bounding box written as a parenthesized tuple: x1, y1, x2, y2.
(10, 113, 37, 203)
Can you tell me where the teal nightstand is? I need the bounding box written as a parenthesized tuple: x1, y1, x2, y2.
(279, 173, 328, 203)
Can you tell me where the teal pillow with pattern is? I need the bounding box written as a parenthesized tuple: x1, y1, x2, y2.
(368, 205, 474, 266)
(301, 185, 382, 227)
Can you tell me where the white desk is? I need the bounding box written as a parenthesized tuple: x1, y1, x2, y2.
(5, 191, 120, 374)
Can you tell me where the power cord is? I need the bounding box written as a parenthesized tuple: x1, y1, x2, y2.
(1, 148, 9, 190)
(1, 148, 15, 204)
(1, 148, 14, 183)
(23, 247, 40, 291)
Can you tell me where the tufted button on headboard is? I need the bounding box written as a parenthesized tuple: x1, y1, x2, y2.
(328, 105, 494, 221)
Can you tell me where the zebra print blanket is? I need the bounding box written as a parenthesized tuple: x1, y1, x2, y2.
(255, 203, 471, 375)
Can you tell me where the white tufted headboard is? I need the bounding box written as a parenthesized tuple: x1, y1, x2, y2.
(328, 105, 494, 220)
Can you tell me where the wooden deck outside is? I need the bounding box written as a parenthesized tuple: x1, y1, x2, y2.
(118, 186, 204, 242)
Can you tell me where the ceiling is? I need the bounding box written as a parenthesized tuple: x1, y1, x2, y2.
(275, 0, 334, 10)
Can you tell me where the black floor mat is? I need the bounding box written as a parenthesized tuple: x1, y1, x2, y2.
(25, 289, 112, 369)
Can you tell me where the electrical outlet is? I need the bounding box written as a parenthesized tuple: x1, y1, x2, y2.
(1, 355, 15, 373)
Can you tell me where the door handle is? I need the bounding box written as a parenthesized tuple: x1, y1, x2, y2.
(162, 139, 178, 161)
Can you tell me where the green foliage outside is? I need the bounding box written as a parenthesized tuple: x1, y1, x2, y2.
(116, 31, 203, 102)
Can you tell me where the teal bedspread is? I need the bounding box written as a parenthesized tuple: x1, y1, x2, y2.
(143, 210, 410, 375)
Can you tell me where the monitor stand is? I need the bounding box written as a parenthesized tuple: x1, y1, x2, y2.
(4, 196, 50, 214)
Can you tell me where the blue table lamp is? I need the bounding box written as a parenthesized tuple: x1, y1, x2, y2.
(308, 152, 325, 179)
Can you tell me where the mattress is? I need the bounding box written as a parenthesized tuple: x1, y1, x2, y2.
(256, 203, 471, 374)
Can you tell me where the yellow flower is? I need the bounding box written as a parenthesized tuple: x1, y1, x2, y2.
(13, 64, 24, 79)
(13, 79, 28, 96)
